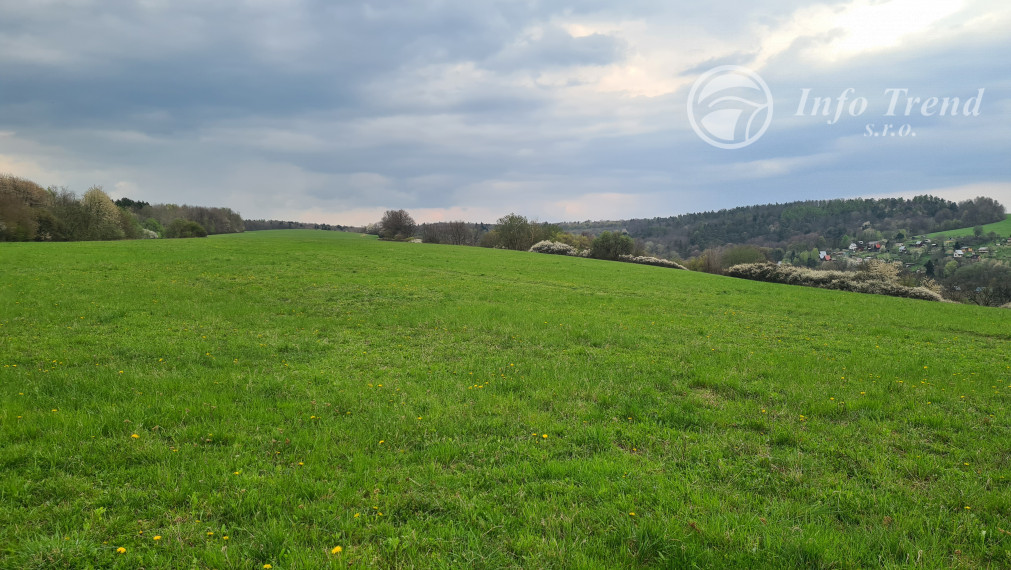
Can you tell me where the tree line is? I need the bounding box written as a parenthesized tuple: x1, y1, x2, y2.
(559, 195, 1006, 259)
(0, 174, 244, 241)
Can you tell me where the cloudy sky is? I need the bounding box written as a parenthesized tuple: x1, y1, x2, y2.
(1, 0, 1008, 225)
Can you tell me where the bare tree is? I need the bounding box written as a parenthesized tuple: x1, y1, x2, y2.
(378, 209, 417, 240)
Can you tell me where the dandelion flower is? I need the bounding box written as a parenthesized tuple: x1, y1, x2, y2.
(223, 536, 229, 540)
(542, 434, 548, 439)
(153, 536, 162, 540)
(131, 434, 140, 439)
(332, 546, 343, 554)
(629, 512, 635, 516)
(264, 565, 273, 569)
(116, 547, 126, 553)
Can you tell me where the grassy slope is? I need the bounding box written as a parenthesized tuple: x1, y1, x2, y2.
(926, 214, 1011, 239)
(1, 231, 1009, 568)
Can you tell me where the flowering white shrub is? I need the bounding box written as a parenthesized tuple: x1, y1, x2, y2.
(726, 263, 943, 302)
(618, 255, 687, 270)
(529, 240, 577, 256)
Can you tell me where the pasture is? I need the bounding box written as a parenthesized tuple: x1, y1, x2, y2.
(1, 230, 1009, 568)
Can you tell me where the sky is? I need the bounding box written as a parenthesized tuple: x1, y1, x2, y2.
(0, 0, 1009, 226)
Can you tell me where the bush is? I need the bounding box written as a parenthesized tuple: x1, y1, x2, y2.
(726, 263, 943, 302)
(590, 231, 633, 260)
(165, 218, 208, 238)
(529, 240, 576, 256)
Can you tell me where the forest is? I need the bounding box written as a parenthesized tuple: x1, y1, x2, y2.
(558, 195, 1006, 259)
(0, 174, 243, 241)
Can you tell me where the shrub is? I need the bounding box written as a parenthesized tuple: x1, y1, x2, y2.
(529, 240, 577, 256)
(165, 218, 208, 238)
(726, 263, 943, 302)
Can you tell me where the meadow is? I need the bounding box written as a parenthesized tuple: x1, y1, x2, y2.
(1, 230, 1009, 568)
(927, 214, 1011, 239)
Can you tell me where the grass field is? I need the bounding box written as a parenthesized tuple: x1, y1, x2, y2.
(2, 230, 1010, 568)
(927, 214, 1011, 239)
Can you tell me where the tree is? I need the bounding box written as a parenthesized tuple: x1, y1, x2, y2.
(721, 245, 766, 269)
(944, 260, 958, 278)
(165, 218, 208, 238)
(378, 209, 416, 240)
(924, 259, 935, 277)
(590, 231, 634, 260)
(973, 226, 984, 238)
(82, 186, 124, 240)
(495, 213, 533, 250)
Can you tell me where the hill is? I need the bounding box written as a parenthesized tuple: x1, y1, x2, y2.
(1, 231, 1009, 568)
(926, 214, 1011, 239)
(557, 195, 1005, 259)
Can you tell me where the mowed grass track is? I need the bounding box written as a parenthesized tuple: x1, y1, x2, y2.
(1, 231, 1009, 569)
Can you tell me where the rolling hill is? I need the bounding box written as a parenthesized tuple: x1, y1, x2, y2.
(927, 214, 1011, 239)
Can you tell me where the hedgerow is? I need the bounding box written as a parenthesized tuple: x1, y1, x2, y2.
(726, 263, 943, 302)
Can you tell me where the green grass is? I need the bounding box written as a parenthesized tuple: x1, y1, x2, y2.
(927, 214, 1011, 239)
(2, 230, 1010, 568)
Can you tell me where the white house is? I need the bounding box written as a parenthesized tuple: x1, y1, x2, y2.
(954, 249, 964, 258)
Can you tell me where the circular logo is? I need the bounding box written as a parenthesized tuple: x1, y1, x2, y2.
(687, 65, 773, 149)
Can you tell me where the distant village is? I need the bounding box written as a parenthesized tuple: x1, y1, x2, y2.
(804, 232, 1011, 275)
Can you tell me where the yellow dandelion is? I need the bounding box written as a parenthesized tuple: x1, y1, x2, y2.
(223, 536, 229, 540)
(153, 536, 162, 540)
(379, 440, 384, 444)
(116, 547, 126, 554)
(542, 434, 548, 439)
(264, 565, 273, 569)
(207, 532, 214, 536)
(354, 513, 360, 518)
(131, 434, 140, 439)
(332, 546, 343, 554)
(629, 512, 635, 516)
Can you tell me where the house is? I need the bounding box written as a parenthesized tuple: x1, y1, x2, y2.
(979, 247, 989, 254)
(848, 243, 858, 251)
(898, 246, 906, 253)
(954, 249, 964, 258)
(824, 254, 832, 261)
(819, 250, 828, 260)
(915, 240, 924, 247)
